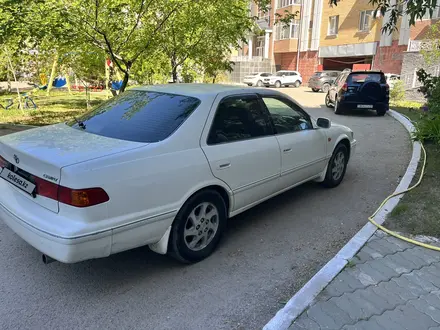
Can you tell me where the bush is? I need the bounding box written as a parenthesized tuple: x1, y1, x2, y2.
(426, 80, 440, 115)
(390, 80, 405, 102)
(414, 116, 440, 144)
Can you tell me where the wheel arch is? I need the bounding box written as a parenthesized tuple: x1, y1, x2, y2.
(335, 136, 351, 160)
(149, 183, 232, 256)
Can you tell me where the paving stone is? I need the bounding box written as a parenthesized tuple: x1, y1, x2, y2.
(425, 291, 440, 310)
(392, 275, 428, 298)
(360, 246, 383, 259)
(346, 267, 378, 287)
(348, 289, 384, 318)
(357, 286, 391, 313)
(306, 303, 340, 329)
(409, 295, 440, 324)
(319, 300, 353, 328)
(374, 280, 408, 304)
(411, 247, 440, 264)
(372, 310, 409, 330)
(382, 253, 412, 274)
(428, 327, 440, 330)
(356, 263, 390, 283)
(383, 235, 414, 251)
(415, 267, 440, 289)
(335, 271, 366, 291)
(387, 252, 420, 271)
(400, 249, 430, 269)
(395, 303, 439, 329)
(404, 271, 439, 292)
(342, 319, 383, 330)
(353, 250, 373, 264)
(289, 316, 322, 330)
(373, 238, 403, 254)
(367, 257, 400, 279)
(366, 239, 396, 256)
(333, 294, 365, 322)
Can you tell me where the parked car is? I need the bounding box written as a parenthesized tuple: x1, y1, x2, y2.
(0, 84, 356, 264)
(243, 72, 272, 87)
(308, 70, 341, 93)
(263, 70, 302, 88)
(325, 70, 390, 116)
(384, 73, 400, 90)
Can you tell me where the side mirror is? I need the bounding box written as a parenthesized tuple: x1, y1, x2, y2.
(317, 117, 331, 129)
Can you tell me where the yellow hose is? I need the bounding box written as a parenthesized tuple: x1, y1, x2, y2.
(367, 126, 440, 251)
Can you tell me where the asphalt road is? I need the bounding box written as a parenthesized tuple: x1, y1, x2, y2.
(0, 88, 411, 330)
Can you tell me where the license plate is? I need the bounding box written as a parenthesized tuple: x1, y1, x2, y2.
(357, 104, 373, 109)
(0, 167, 36, 195)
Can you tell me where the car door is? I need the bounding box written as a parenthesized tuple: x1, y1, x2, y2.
(201, 94, 281, 212)
(329, 73, 345, 102)
(261, 96, 328, 190)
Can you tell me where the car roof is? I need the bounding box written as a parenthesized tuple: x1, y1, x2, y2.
(349, 71, 384, 74)
(132, 83, 259, 98)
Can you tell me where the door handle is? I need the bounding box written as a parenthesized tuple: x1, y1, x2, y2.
(283, 148, 292, 153)
(218, 162, 231, 169)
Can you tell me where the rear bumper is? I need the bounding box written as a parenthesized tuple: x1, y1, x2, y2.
(0, 201, 112, 263)
(308, 81, 323, 89)
(339, 100, 389, 111)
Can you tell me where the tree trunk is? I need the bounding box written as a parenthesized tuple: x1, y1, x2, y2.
(6, 71, 11, 93)
(105, 59, 110, 99)
(62, 66, 72, 94)
(4, 47, 22, 110)
(46, 53, 58, 96)
(120, 71, 130, 93)
(171, 57, 178, 83)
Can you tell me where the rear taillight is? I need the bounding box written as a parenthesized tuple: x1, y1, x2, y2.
(32, 175, 109, 207)
(0, 155, 8, 168)
(59, 187, 109, 208)
(342, 83, 348, 92)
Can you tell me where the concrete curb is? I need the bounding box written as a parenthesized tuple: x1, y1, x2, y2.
(263, 109, 422, 330)
(0, 124, 38, 129)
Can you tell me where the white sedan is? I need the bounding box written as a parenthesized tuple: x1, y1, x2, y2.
(0, 84, 356, 264)
(243, 72, 272, 87)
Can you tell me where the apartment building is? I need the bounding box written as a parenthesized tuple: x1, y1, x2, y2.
(233, 0, 439, 84)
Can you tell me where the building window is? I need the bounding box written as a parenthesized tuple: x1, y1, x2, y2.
(256, 37, 264, 57)
(328, 15, 339, 35)
(290, 19, 300, 38)
(277, 0, 301, 8)
(275, 20, 300, 40)
(359, 10, 374, 32)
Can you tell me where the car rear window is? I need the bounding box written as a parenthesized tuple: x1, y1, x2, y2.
(67, 90, 201, 143)
(347, 73, 386, 84)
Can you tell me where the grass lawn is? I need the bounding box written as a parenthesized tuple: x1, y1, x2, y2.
(385, 103, 440, 238)
(0, 90, 107, 126)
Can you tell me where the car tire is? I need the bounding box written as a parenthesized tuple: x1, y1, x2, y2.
(312, 88, 319, 92)
(322, 143, 349, 188)
(275, 81, 282, 88)
(376, 109, 386, 116)
(321, 83, 330, 93)
(294, 80, 301, 88)
(257, 80, 264, 87)
(325, 93, 333, 108)
(334, 97, 343, 115)
(168, 189, 227, 263)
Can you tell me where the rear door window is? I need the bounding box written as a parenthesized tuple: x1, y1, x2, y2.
(207, 95, 273, 145)
(67, 90, 200, 143)
(348, 73, 386, 84)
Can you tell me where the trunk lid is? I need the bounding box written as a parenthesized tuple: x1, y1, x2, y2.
(0, 124, 145, 212)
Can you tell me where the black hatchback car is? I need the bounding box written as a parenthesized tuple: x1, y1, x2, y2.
(325, 70, 389, 116)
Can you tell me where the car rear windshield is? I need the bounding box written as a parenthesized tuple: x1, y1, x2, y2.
(347, 73, 386, 84)
(67, 90, 201, 143)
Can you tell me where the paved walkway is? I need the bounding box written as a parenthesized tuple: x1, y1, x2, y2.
(290, 231, 440, 330)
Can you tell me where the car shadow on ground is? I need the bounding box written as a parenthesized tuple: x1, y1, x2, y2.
(318, 104, 381, 117)
(28, 181, 325, 282)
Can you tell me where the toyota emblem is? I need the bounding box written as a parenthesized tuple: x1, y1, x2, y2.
(13, 154, 19, 164)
